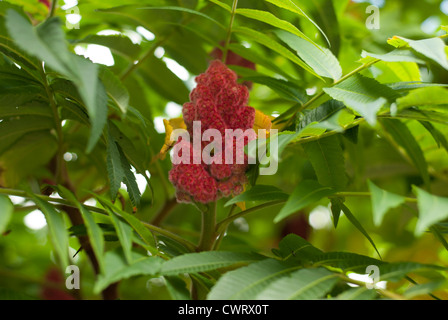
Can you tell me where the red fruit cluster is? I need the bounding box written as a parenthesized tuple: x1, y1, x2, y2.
(169, 60, 256, 203)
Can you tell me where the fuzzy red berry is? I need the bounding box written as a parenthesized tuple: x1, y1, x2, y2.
(169, 60, 256, 203)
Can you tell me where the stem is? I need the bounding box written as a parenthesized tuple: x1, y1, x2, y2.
(336, 59, 380, 85)
(216, 200, 285, 235)
(48, 0, 58, 18)
(213, 204, 237, 250)
(295, 59, 380, 114)
(120, 38, 166, 81)
(331, 192, 417, 203)
(222, 0, 239, 63)
(142, 221, 197, 252)
(197, 202, 217, 252)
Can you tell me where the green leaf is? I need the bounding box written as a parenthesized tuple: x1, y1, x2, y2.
(313, 251, 382, 273)
(401, 37, 448, 71)
(340, 203, 381, 259)
(276, 30, 342, 81)
(31, 196, 69, 268)
(6, 11, 107, 152)
(56, 186, 106, 273)
(275, 234, 323, 261)
(108, 121, 147, 176)
(163, 31, 209, 75)
(368, 180, 406, 227)
(0, 288, 36, 300)
(103, 204, 133, 264)
(5, 11, 70, 75)
(112, 207, 156, 251)
(275, 180, 335, 223)
(106, 124, 142, 208)
(361, 49, 425, 64)
(0, 101, 52, 118)
(161, 252, 262, 275)
(255, 267, 339, 300)
(209, 0, 231, 12)
(94, 249, 162, 294)
(264, 0, 306, 17)
(99, 66, 129, 114)
(381, 119, 430, 187)
(387, 82, 448, 92)
(302, 135, 348, 190)
(379, 262, 446, 282)
(242, 76, 307, 104)
(265, 0, 330, 47)
(0, 132, 57, 186)
(232, 26, 320, 78)
(0, 116, 54, 157)
(247, 131, 300, 165)
(75, 35, 141, 60)
(0, 195, 13, 234)
(396, 109, 448, 126)
(225, 185, 289, 207)
(138, 55, 189, 106)
(228, 43, 293, 80)
(94, 195, 156, 253)
(419, 121, 448, 152)
(236, 9, 315, 45)
(139, 6, 225, 30)
(413, 187, 448, 236)
(403, 280, 447, 299)
(335, 287, 378, 300)
(119, 148, 141, 208)
(165, 276, 191, 300)
(330, 197, 343, 228)
(207, 259, 299, 300)
(106, 126, 125, 200)
(73, 57, 108, 153)
(297, 99, 345, 131)
(397, 87, 448, 109)
(323, 75, 398, 126)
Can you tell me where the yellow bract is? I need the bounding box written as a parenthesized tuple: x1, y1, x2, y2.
(158, 117, 187, 160)
(253, 110, 273, 136)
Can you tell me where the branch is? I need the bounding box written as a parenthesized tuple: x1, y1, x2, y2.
(222, 0, 239, 63)
(48, 0, 58, 19)
(295, 59, 381, 114)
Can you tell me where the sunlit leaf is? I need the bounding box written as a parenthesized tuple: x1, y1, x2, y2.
(368, 180, 406, 227)
(275, 180, 335, 223)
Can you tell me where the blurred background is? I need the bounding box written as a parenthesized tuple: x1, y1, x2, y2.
(1, 0, 448, 300)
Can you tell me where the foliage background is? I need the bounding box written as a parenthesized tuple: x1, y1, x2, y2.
(1, 0, 448, 300)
